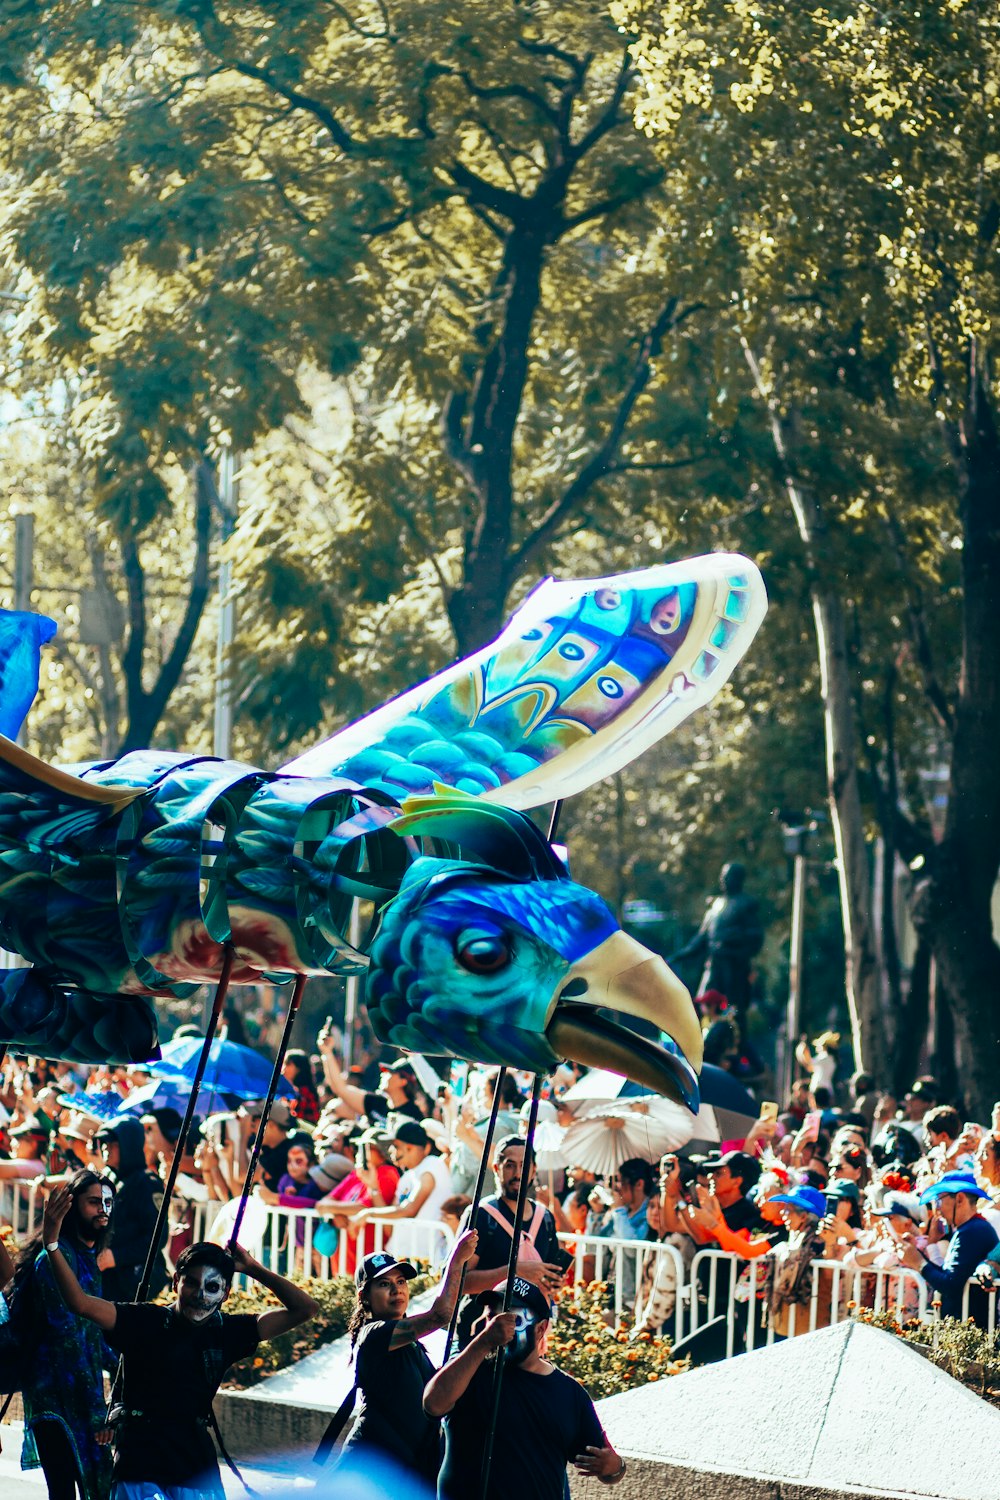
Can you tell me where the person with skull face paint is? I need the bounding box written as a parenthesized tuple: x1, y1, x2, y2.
(41, 1184, 319, 1500)
(13, 1169, 117, 1500)
(425, 1276, 626, 1499)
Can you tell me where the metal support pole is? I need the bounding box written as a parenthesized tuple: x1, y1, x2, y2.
(105, 946, 237, 1420)
(784, 845, 807, 1102)
(229, 973, 309, 1248)
(13, 514, 34, 750)
(213, 450, 238, 759)
(479, 1073, 542, 1500)
(441, 1066, 508, 1365)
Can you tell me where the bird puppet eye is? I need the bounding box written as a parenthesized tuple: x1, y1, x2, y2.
(454, 928, 512, 975)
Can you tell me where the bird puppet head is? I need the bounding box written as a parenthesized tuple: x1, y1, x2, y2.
(365, 791, 703, 1110)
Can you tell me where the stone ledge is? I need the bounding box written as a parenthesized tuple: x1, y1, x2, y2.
(214, 1386, 335, 1462)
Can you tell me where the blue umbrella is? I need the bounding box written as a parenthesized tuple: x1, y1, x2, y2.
(57, 1089, 127, 1120)
(148, 1038, 295, 1101)
(115, 1077, 234, 1120)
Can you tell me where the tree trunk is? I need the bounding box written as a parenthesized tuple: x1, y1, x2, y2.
(118, 458, 214, 753)
(740, 338, 885, 1078)
(809, 584, 884, 1080)
(913, 343, 1000, 1118)
(891, 934, 930, 1098)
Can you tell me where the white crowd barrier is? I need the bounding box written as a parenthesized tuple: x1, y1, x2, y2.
(0, 1176, 45, 1242)
(189, 1199, 454, 1282)
(3, 1186, 996, 1350)
(549, 1231, 997, 1355)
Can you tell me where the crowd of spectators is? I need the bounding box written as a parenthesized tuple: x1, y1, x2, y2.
(625, 1066, 1000, 1345)
(1, 1013, 998, 1352)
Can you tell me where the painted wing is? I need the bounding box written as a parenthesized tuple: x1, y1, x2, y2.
(281, 554, 766, 808)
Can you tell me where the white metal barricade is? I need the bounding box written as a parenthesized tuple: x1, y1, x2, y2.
(2, 1182, 996, 1347)
(0, 1177, 45, 1241)
(687, 1247, 935, 1354)
(557, 1230, 688, 1342)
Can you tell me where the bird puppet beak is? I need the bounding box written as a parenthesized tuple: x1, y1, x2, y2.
(547, 931, 703, 1109)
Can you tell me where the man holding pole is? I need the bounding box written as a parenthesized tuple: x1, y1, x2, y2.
(453, 1135, 565, 1349)
(424, 1276, 626, 1497)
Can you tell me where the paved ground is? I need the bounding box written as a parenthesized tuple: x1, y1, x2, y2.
(0, 1425, 317, 1498)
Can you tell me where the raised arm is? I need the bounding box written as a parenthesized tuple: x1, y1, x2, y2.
(229, 1243, 319, 1340)
(423, 1311, 516, 1417)
(318, 1034, 368, 1117)
(41, 1184, 118, 1331)
(360, 1169, 435, 1224)
(388, 1229, 478, 1350)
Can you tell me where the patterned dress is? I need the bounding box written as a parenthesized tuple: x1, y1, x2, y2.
(21, 1240, 114, 1500)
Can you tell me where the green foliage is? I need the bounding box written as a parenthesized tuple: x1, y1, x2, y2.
(548, 1280, 688, 1399)
(851, 1307, 1000, 1408)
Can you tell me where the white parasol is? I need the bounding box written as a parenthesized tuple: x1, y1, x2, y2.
(556, 1096, 700, 1177)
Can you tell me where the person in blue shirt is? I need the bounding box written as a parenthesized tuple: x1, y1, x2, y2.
(600, 1158, 654, 1241)
(596, 1157, 655, 1309)
(898, 1171, 998, 1322)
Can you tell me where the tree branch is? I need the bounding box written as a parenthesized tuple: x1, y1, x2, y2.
(119, 459, 214, 753)
(508, 298, 683, 574)
(880, 505, 954, 735)
(558, 170, 666, 235)
(565, 49, 632, 164)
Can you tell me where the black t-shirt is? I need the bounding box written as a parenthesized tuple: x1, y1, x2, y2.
(362, 1091, 423, 1124)
(439, 1362, 605, 1500)
(341, 1319, 440, 1480)
(721, 1195, 763, 1235)
(699, 1194, 763, 1312)
(105, 1302, 259, 1484)
(455, 1197, 561, 1348)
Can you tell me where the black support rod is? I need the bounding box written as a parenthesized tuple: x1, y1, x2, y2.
(478, 1072, 542, 1500)
(228, 971, 309, 1250)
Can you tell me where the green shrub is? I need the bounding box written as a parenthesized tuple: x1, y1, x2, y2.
(548, 1281, 688, 1400)
(850, 1305, 1000, 1406)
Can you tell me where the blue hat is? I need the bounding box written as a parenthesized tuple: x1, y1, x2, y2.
(770, 1186, 827, 1218)
(919, 1172, 986, 1205)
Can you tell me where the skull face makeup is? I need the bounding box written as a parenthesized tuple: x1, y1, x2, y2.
(100, 1185, 115, 1218)
(503, 1303, 542, 1365)
(175, 1262, 229, 1323)
(470, 1302, 542, 1364)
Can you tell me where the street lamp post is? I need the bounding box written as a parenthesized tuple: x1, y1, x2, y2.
(213, 450, 239, 759)
(779, 813, 820, 1102)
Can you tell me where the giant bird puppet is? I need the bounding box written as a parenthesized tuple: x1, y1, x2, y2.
(0, 554, 766, 1115)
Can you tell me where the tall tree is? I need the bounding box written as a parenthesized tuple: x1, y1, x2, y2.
(616, 0, 1000, 1110)
(0, 0, 722, 700)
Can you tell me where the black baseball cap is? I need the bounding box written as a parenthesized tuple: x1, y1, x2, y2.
(481, 1275, 551, 1323)
(355, 1251, 418, 1291)
(701, 1149, 761, 1191)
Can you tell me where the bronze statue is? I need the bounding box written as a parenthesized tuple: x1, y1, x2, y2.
(670, 862, 763, 1020)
